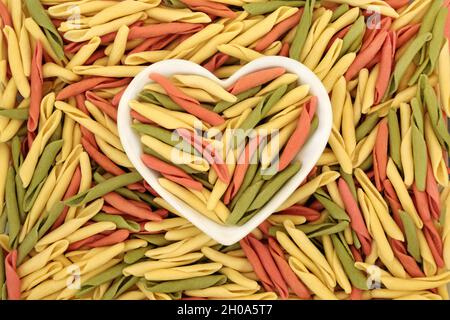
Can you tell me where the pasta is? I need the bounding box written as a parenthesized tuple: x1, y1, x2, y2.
(131, 70, 316, 225)
(0, 0, 448, 302)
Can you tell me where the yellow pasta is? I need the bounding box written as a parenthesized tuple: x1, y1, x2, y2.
(144, 262, 223, 281)
(107, 25, 130, 66)
(201, 247, 253, 272)
(278, 171, 340, 210)
(145, 233, 214, 260)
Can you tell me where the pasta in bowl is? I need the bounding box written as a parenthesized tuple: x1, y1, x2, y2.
(118, 56, 332, 245)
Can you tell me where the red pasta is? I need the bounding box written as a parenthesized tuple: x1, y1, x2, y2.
(85, 91, 118, 121)
(56, 77, 114, 100)
(390, 238, 425, 277)
(203, 53, 229, 72)
(277, 205, 321, 221)
(374, 31, 396, 104)
(85, 229, 131, 248)
(176, 128, 230, 183)
(0, 1, 12, 27)
(239, 236, 275, 292)
(247, 236, 289, 299)
(103, 192, 162, 221)
(223, 135, 261, 204)
(128, 23, 204, 40)
(5, 250, 21, 300)
(268, 238, 311, 299)
(180, 0, 237, 18)
(345, 30, 388, 81)
(149, 73, 225, 126)
(227, 67, 286, 95)
(254, 10, 303, 52)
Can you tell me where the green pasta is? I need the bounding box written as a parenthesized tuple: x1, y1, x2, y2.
(235, 85, 287, 149)
(269, 220, 348, 238)
(399, 211, 421, 263)
(412, 7, 448, 82)
(421, 75, 450, 151)
(387, 32, 432, 96)
(143, 275, 227, 293)
(164, 0, 186, 8)
(351, 229, 361, 250)
(102, 276, 140, 300)
(227, 180, 264, 225)
(425, 6, 448, 75)
(76, 263, 127, 298)
(192, 174, 215, 190)
(136, 191, 161, 209)
(355, 113, 379, 141)
(65, 172, 143, 207)
(92, 213, 140, 232)
(219, 242, 241, 253)
(0, 211, 6, 234)
(49, 122, 63, 143)
(93, 172, 142, 202)
(411, 98, 427, 191)
(313, 188, 350, 221)
(132, 234, 172, 246)
(133, 123, 197, 155)
(331, 234, 368, 290)
(23, 139, 63, 211)
(0, 108, 29, 120)
(387, 109, 403, 173)
(213, 86, 261, 113)
(11, 137, 22, 172)
(124, 246, 151, 264)
(307, 221, 348, 238)
(139, 90, 183, 111)
(339, 169, 357, 200)
(229, 162, 259, 211)
(243, 1, 305, 15)
(358, 154, 373, 172)
(289, 0, 315, 60)
(237, 210, 259, 226)
(248, 161, 301, 211)
(24, 0, 65, 60)
(417, 0, 443, 64)
(6, 167, 20, 249)
(17, 202, 65, 264)
(11, 137, 25, 222)
(340, 16, 365, 58)
(331, 4, 349, 22)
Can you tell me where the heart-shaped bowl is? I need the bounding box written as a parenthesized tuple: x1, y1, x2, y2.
(118, 56, 332, 245)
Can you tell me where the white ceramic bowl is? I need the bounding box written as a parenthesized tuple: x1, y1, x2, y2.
(118, 56, 332, 245)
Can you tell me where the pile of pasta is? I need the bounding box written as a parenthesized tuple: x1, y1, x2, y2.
(0, 0, 449, 300)
(132, 69, 317, 226)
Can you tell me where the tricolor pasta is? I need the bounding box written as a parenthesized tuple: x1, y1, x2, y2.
(131, 69, 317, 225)
(0, 0, 448, 301)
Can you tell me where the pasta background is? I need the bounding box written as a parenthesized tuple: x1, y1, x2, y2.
(0, 0, 449, 301)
